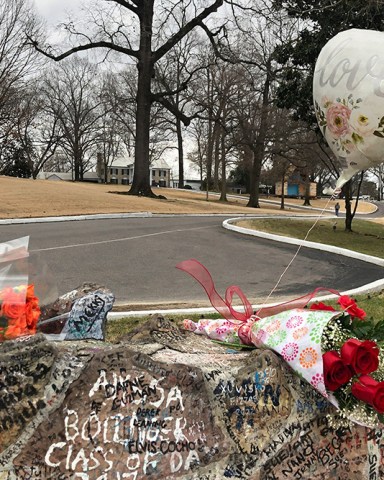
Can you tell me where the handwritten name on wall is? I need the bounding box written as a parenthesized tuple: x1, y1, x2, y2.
(13, 348, 225, 479)
(64, 292, 115, 341)
(0, 342, 56, 445)
(1, 336, 384, 479)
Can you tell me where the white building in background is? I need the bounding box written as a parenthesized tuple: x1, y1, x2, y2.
(97, 156, 172, 187)
(37, 171, 99, 182)
(171, 177, 202, 190)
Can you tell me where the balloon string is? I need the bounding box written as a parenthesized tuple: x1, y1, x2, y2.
(258, 196, 335, 316)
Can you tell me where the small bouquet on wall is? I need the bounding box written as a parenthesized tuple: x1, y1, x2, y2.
(250, 297, 384, 428)
(0, 284, 41, 340)
(0, 236, 41, 342)
(177, 259, 384, 428)
(319, 300, 384, 427)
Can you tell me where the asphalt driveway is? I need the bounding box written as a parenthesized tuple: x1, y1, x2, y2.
(1, 216, 383, 307)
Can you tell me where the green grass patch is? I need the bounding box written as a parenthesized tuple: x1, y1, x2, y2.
(106, 292, 384, 343)
(236, 218, 384, 258)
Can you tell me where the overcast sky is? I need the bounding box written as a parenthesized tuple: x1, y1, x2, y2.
(34, 0, 86, 26)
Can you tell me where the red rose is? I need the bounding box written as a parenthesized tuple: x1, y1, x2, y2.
(310, 302, 336, 312)
(351, 375, 384, 413)
(323, 351, 353, 391)
(341, 338, 379, 375)
(337, 295, 366, 320)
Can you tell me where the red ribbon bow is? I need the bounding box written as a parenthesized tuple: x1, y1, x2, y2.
(176, 259, 342, 344)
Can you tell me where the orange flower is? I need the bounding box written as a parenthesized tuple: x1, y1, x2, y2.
(26, 284, 37, 301)
(5, 322, 23, 339)
(1, 290, 26, 320)
(0, 287, 14, 301)
(25, 301, 40, 331)
(0, 284, 40, 340)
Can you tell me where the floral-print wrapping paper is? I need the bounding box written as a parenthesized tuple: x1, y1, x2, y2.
(183, 317, 244, 344)
(184, 309, 341, 399)
(249, 308, 342, 398)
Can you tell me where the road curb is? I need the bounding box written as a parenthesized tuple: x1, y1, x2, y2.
(108, 277, 384, 320)
(0, 212, 153, 224)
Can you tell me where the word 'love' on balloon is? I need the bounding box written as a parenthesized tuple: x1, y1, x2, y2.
(313, 28, 384, 192)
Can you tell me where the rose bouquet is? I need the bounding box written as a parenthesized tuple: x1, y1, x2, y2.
(318, 298, 384, 427)
(177, 259, 384, 428)
(0, 284, 40, 341)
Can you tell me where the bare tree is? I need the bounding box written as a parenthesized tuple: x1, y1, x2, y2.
(14, 81, 61, 179)
(29, 0, 225, 197)
(201, 2, 301, 208)
(154, 24, 206, 188)
(0, 0, 43, 173)
(100, 69, 136, 157)
(42, 58, 103, 181)
(188, 117, 209, 184)
(0, 0, 41, 123)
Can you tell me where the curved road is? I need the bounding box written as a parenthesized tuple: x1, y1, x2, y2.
(1, 215, 383, 307)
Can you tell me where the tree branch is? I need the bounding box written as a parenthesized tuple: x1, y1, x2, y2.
(105, 0, 139, 15)
(152, 82, 188, 100)
(27, 36, 139, 61)
(152, 0, 224, 63)
(151, 94, 191, 126)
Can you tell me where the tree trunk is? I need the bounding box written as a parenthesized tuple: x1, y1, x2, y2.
(129, 2, 155, 197)
(176, 118, 184, 188)
(104, 161, 108, 183)
(219, 131, 227, 202)
(247, 70, 270, 208)
(303, 170, 311, 206)
(74, 141, 80, 181)
(378, 165, 383, 201)
(213, 126, 220, 191)
(343, 180, 353, 232)
(80, 147, 84, 181)
(343, 174, 363, 231)
(280, 172, 285, 210)
(247, 148, 261, 208)
(205, 69, 213, 191)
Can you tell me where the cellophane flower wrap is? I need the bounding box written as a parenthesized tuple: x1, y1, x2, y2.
(0, 237, 40, 341)
(178, 259, 384, 428)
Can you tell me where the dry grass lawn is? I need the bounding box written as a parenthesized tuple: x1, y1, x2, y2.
(0, 175, 378, 218)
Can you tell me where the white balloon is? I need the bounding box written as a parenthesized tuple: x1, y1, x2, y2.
(313, 28, 384, 191)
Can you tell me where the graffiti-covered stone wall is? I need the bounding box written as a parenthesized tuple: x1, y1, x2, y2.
(0, 317, 382, 479)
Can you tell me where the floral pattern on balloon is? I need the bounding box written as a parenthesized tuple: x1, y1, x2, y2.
(314, 94, 384, 155)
